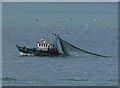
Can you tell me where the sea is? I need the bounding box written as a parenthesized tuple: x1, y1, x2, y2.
(2, 2, 118, 86)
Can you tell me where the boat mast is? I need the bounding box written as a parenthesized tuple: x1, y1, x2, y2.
(52, 33, 59, 48)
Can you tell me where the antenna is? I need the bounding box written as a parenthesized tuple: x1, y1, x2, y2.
(52, 33, 59, 37)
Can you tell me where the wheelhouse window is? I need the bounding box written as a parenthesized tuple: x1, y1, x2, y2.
(46, 44, 47, 47)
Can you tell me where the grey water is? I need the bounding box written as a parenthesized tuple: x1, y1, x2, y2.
(2, 2, 118, 86)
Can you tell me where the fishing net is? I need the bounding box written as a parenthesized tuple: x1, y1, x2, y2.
(58, 37, 108, 58)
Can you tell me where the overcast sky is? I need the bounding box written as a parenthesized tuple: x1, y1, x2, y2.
(1, 0, 119, 2)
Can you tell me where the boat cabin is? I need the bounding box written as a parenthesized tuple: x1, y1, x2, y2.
(37, 40, 49, 51)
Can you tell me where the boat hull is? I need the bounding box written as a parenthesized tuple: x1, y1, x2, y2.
(16, 45, 60, 56)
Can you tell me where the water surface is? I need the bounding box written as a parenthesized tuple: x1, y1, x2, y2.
(2, 2, 118, 86)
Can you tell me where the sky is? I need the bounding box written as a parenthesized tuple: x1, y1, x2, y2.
(1, 0, 120, 2)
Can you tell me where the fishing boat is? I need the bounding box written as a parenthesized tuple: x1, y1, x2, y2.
(16, 33, 107, 57)
(16, 34, 61, 56)
(16, 44, 60, 56)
